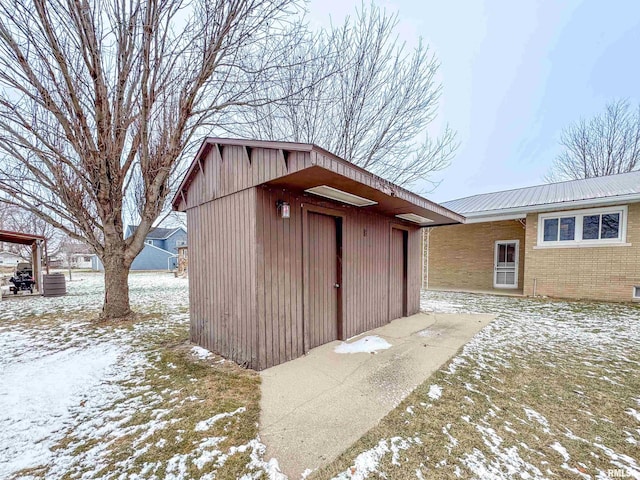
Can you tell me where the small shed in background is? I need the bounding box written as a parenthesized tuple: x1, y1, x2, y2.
(172, 138, 463, 370)
(0, 230, 47, 294)
(177, 245, 188, 277)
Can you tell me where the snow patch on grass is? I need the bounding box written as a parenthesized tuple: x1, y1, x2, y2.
(550, 441, 570, 462)
(195, 407, 247, 432)
(427, 384, 442, 400)
(334, 437, 416, 479)
(0, 343, 127, 478)
(627, 408, 640, 422)
(326, 290, 640, 478)
(523, 407, 551, 433)
(191, 345, 213, 360)
(0, 272, 282, 479)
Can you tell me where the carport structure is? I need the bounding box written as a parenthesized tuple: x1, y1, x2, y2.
(0, 229, 47, 294)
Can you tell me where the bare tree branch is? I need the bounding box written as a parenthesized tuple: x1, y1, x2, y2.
(547, 99, 640, 182)
(228, 2, 457, 190)
(0, 0, 307, 319)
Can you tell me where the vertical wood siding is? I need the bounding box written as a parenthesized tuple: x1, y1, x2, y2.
(186, 188, 257, 368)
(255, 188, 304, 369)
(183, 146, 311, 210)
(182, 145, 424, 370)
(255, 187, 422, 369)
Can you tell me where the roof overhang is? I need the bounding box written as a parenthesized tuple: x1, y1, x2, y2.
(172, 138, 464, 226)
(265, 166, 461, 226)
(0, 229, 46, 245)
(461, 193, 640, 223)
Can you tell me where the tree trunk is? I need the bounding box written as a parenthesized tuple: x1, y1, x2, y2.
(101, 252, 133, 320)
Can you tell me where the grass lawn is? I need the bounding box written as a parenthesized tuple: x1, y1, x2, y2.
(3, 274, 639, 479)
(313, 291, 640, 479)
(0, 272, 278, 480)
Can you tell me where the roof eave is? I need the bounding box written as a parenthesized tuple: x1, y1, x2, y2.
(461, 193, 640, 223)
(171, 138, 464, 224)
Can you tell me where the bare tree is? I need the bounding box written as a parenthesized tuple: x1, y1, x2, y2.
(230, 5, 458, 186)
(0, 0, 307, 319)
(547, 99, 640, 182)
(230, 3, 458, 189)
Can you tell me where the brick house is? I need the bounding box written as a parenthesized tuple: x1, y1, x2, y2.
(424, 171, 640, 302)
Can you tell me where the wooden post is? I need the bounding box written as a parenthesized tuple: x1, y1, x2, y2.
(32, 241, 43, 294)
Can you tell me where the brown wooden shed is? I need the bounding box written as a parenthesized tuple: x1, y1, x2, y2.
(172, 138, 463, 370)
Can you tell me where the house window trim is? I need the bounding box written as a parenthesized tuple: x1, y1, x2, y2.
(145, 239, 153, 245)
(536, 205, 628, 248)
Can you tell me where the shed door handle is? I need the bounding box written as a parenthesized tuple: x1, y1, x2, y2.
(334, 283, 340, 288)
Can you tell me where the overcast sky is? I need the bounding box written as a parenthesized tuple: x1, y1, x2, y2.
(308, 0, 640, 202)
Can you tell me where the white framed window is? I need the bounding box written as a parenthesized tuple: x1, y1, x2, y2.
(145, 240, 153, 245)
(634, 286, 640, 300)
(537, 206, 628, 248)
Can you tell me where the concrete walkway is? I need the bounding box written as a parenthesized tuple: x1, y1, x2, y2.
(259, 311, 496, 477)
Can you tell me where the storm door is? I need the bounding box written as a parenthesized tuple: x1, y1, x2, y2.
(494, 240, 519, 289)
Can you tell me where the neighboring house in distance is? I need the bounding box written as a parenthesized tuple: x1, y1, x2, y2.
(70, 254, 94, 269)
(424, 170, 640, 303)
(0, 250, 24, 267)
(92, 226, 187, 271)
(59, 241, 95, 269)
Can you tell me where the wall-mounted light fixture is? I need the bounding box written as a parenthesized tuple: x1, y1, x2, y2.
(277, 200, 290, 219)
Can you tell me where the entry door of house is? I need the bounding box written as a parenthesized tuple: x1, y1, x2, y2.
(307, 212, 339, 349)
(389, 228, 408, 320)
(494, 240, 519, 289)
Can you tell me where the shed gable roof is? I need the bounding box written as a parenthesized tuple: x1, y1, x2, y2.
(172, 138, 464, 226)
(443, 170, 640, 220)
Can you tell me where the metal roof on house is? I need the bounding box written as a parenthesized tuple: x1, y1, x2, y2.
(443, 170, 640, 219)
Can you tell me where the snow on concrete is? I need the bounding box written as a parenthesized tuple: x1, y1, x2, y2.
(334, 335, 391, 354)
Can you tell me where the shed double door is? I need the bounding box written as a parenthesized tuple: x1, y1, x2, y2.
(307, 212, 341, 350)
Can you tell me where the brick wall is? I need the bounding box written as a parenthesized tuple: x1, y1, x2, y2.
(423, 220, 526, 292)
(523, 203, 640, 302)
